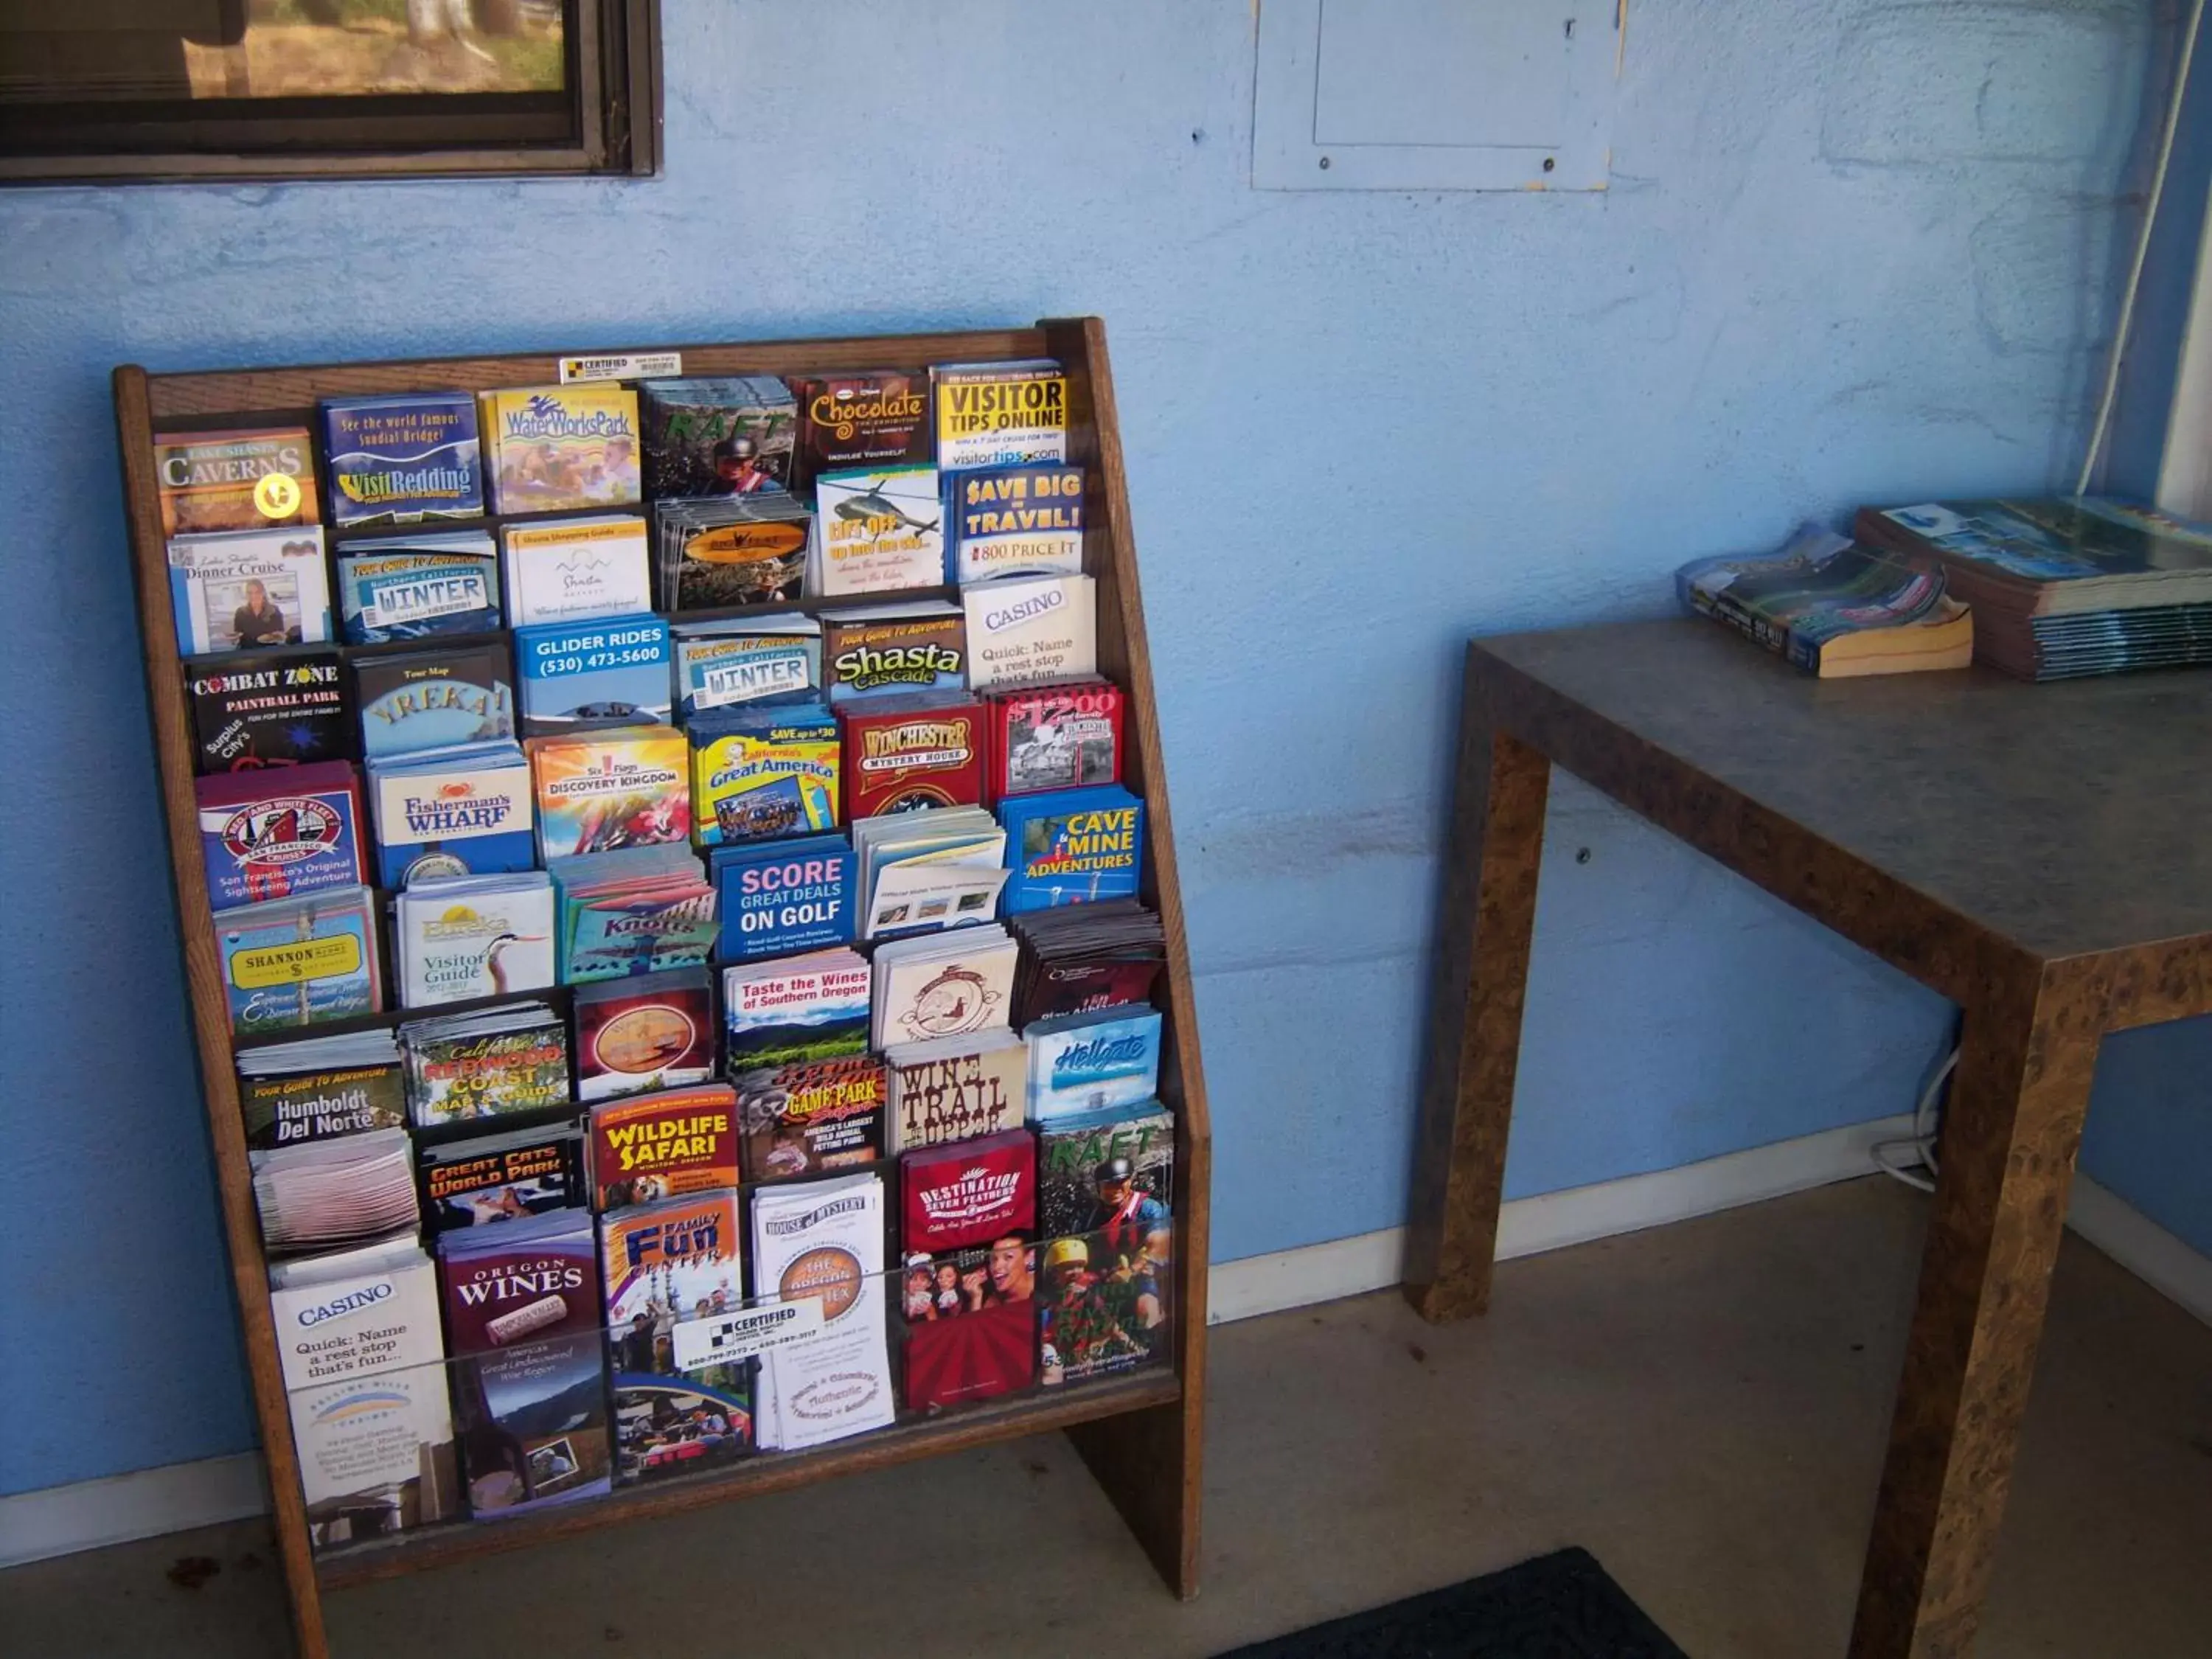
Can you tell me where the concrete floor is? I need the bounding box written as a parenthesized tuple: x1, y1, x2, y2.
(9, 1177, 2211, 1658)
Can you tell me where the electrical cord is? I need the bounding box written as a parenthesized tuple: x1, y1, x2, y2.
(2077, 0, 2209, 496)
(1872, 1044, 1958, 1194)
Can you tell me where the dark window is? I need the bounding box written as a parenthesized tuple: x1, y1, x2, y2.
(0, 0, 657, 182)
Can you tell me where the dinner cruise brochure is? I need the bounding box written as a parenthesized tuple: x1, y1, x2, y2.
(501, 515, 653, 627)
(884, 1029, 1026, 1155)
(820, 601, 967, 704)
(932, 358, 1068, 471)
(237, 1031, 406, 1152)
(195, 760, 366, 912)
(586, 1085, 741, 1211)
(811, 465, 945, 597)
(420, 1123, 586, 1235)
(1674, 524, 1972, 679)
(839, 692, 987, 819)
(437, 1211, 613, 1518)
(748, 1170, 895, 1450)
(962, 572, 1096, 690)
(998, 785, 1143, 913)
(188, 648, 355, 774)
(1024, 1006, 1164, 1122)
(528, 726, 692, 860)
(266, 1234, 456, 1546)
(367, 740, 535, 888)
(1010, 900, 1165, 1023)
(872, 925, 1017, 1049)
(168, 526, 332, 656)
(672, 615, 821, 719)
(515, 616, 673, 734)
(574, 969, 715, 1103)
(400, 1003, 569, 1133)
(639, 374, 796, 498)
(335, 534, 501, 643)
(480, 383, 641, 515)
(689, 702, 839, 846)
(394, 872, 556, 1008)
(722, 946, 871, 1070)
(220, 885, 382, 1034)
(321, 392, 483, 526)
(711, 832, 857, 960)
(550, 844, 717, 982)
(154, 425, 318, 536)
(655, 493, 811, 611)
(789, 370, 930, 490)
(735, 1054, 886, 1181)
(354, 642, 515, 760)
(601, 1190, 753, 1481)
(251, 1128, 420, 1254)
(987, 678, 1124, 800)
(945, 465, 1085, 584)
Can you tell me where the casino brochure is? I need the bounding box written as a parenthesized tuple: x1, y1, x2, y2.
(266, 1233, 456, 1545)
(963, 572, 1097, 692)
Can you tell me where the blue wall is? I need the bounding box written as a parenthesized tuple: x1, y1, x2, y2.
(0, 0, 2171, 1495)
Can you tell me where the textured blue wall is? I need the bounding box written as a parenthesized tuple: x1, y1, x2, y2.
(0, 0, 2168, 1495)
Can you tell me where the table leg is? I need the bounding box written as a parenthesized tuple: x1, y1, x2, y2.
(1403, 690, 1550, 1324)
(1848, 967, 2104, 1658)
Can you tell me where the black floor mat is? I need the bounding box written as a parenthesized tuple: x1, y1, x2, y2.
(1211, 1547, 1689, 1659)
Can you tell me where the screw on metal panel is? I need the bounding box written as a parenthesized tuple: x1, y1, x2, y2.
(1565, 17, 1576, 37)
(1319, 156, 1331, 169)
(1576, 847, 1593, 863)
(1543, 156, 1557, 172)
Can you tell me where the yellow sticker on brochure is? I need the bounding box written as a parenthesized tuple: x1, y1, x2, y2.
(230, 934, 362, 988)
(254, 470, 303, 520)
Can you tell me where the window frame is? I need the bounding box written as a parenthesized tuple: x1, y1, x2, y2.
(0, 0, 659, 185)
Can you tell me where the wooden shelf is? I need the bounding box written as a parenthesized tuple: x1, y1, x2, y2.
(318, 1369, 1180, 1588)
(113, 319, 1212, 1659)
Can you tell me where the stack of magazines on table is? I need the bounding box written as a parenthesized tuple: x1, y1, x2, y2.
(1677, 495, 2212, 682)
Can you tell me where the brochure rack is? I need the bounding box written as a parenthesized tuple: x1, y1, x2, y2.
(112, 319, 1211, 1659)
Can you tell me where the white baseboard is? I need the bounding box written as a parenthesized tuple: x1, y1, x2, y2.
(7, 1121, 2205, 1569)
(1208, 1113, 1919, 1324)
(2067, 1174, 2212, 1329)
(0, 1451, 265, 1570)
